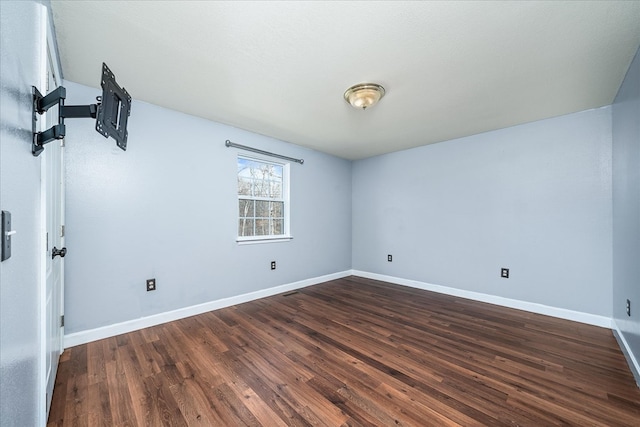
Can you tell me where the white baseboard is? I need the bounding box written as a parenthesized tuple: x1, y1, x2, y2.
(65, 269, 614, 348)
(612, 320, 640, 387)
(64, 270, 351, 348)
(351, 270, 612, 328)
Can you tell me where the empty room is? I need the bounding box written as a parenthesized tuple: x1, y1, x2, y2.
(1, 1, 640, 425)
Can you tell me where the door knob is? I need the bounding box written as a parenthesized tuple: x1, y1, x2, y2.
(52, 246, 67, 259)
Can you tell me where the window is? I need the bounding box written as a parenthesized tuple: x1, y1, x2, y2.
(237, 156, 290, 242)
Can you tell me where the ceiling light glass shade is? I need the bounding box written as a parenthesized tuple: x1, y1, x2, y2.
(344, 83, 386, 109)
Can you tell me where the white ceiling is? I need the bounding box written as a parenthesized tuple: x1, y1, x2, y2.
(51, 1, 640, 160)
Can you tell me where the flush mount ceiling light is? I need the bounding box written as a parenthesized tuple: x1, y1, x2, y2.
(344, 83, 386, 110)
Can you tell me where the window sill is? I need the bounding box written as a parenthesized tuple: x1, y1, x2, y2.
(236, 236, 293, 245)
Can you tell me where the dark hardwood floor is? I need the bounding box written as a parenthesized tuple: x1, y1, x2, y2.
(48, 276, 640, 426)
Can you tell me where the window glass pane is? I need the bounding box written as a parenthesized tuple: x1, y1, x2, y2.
(255, 219, 269, 236)
(271, 201, 283, 217)
(238, 158, 260, 175)
(271, 219, 283, 235)
(238, 219, 254, 236)
(239, 200, 254, 218)
(256, 200, 270, 217)
(271, 164, 283, 179)
(238, 177, 252, 196)
(254, 178, 270, 197)
(270, 181, 282, 198)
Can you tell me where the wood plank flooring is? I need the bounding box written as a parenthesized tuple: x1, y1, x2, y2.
(48, 276, 640, 426)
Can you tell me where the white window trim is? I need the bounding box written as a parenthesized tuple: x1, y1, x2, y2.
(236, 155, 291, 244)
(236, 236, 293, 245)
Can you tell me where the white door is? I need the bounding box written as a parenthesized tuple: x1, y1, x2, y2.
(42, 40, 65, 417)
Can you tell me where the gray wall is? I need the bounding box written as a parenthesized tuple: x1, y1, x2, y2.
(353, 107, 613, 317)
(0, 1, 47, 425)
(0, 2, 634, 420)
(613, 47, 640, 365)
(63, 80, 352, 334)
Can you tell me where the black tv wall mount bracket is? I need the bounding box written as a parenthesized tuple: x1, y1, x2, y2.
(31, 85, 98, 156)
(31, 62, 131, 157)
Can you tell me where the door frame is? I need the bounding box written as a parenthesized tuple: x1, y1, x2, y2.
(38, 5, 65, 424)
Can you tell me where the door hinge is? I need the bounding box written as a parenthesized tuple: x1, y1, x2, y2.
(60, 225, 65, 237)
(60, 315, 64, 327)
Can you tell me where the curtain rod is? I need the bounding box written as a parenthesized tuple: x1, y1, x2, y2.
(225, 140, 304, 164)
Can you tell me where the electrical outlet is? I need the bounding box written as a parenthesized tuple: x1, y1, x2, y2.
(271, 261, 276, 270)
(501, 268, 509, 278)
(388, 254, 392, 262)
(627, 299, 631, 317)
(146, 279, 156, 292)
